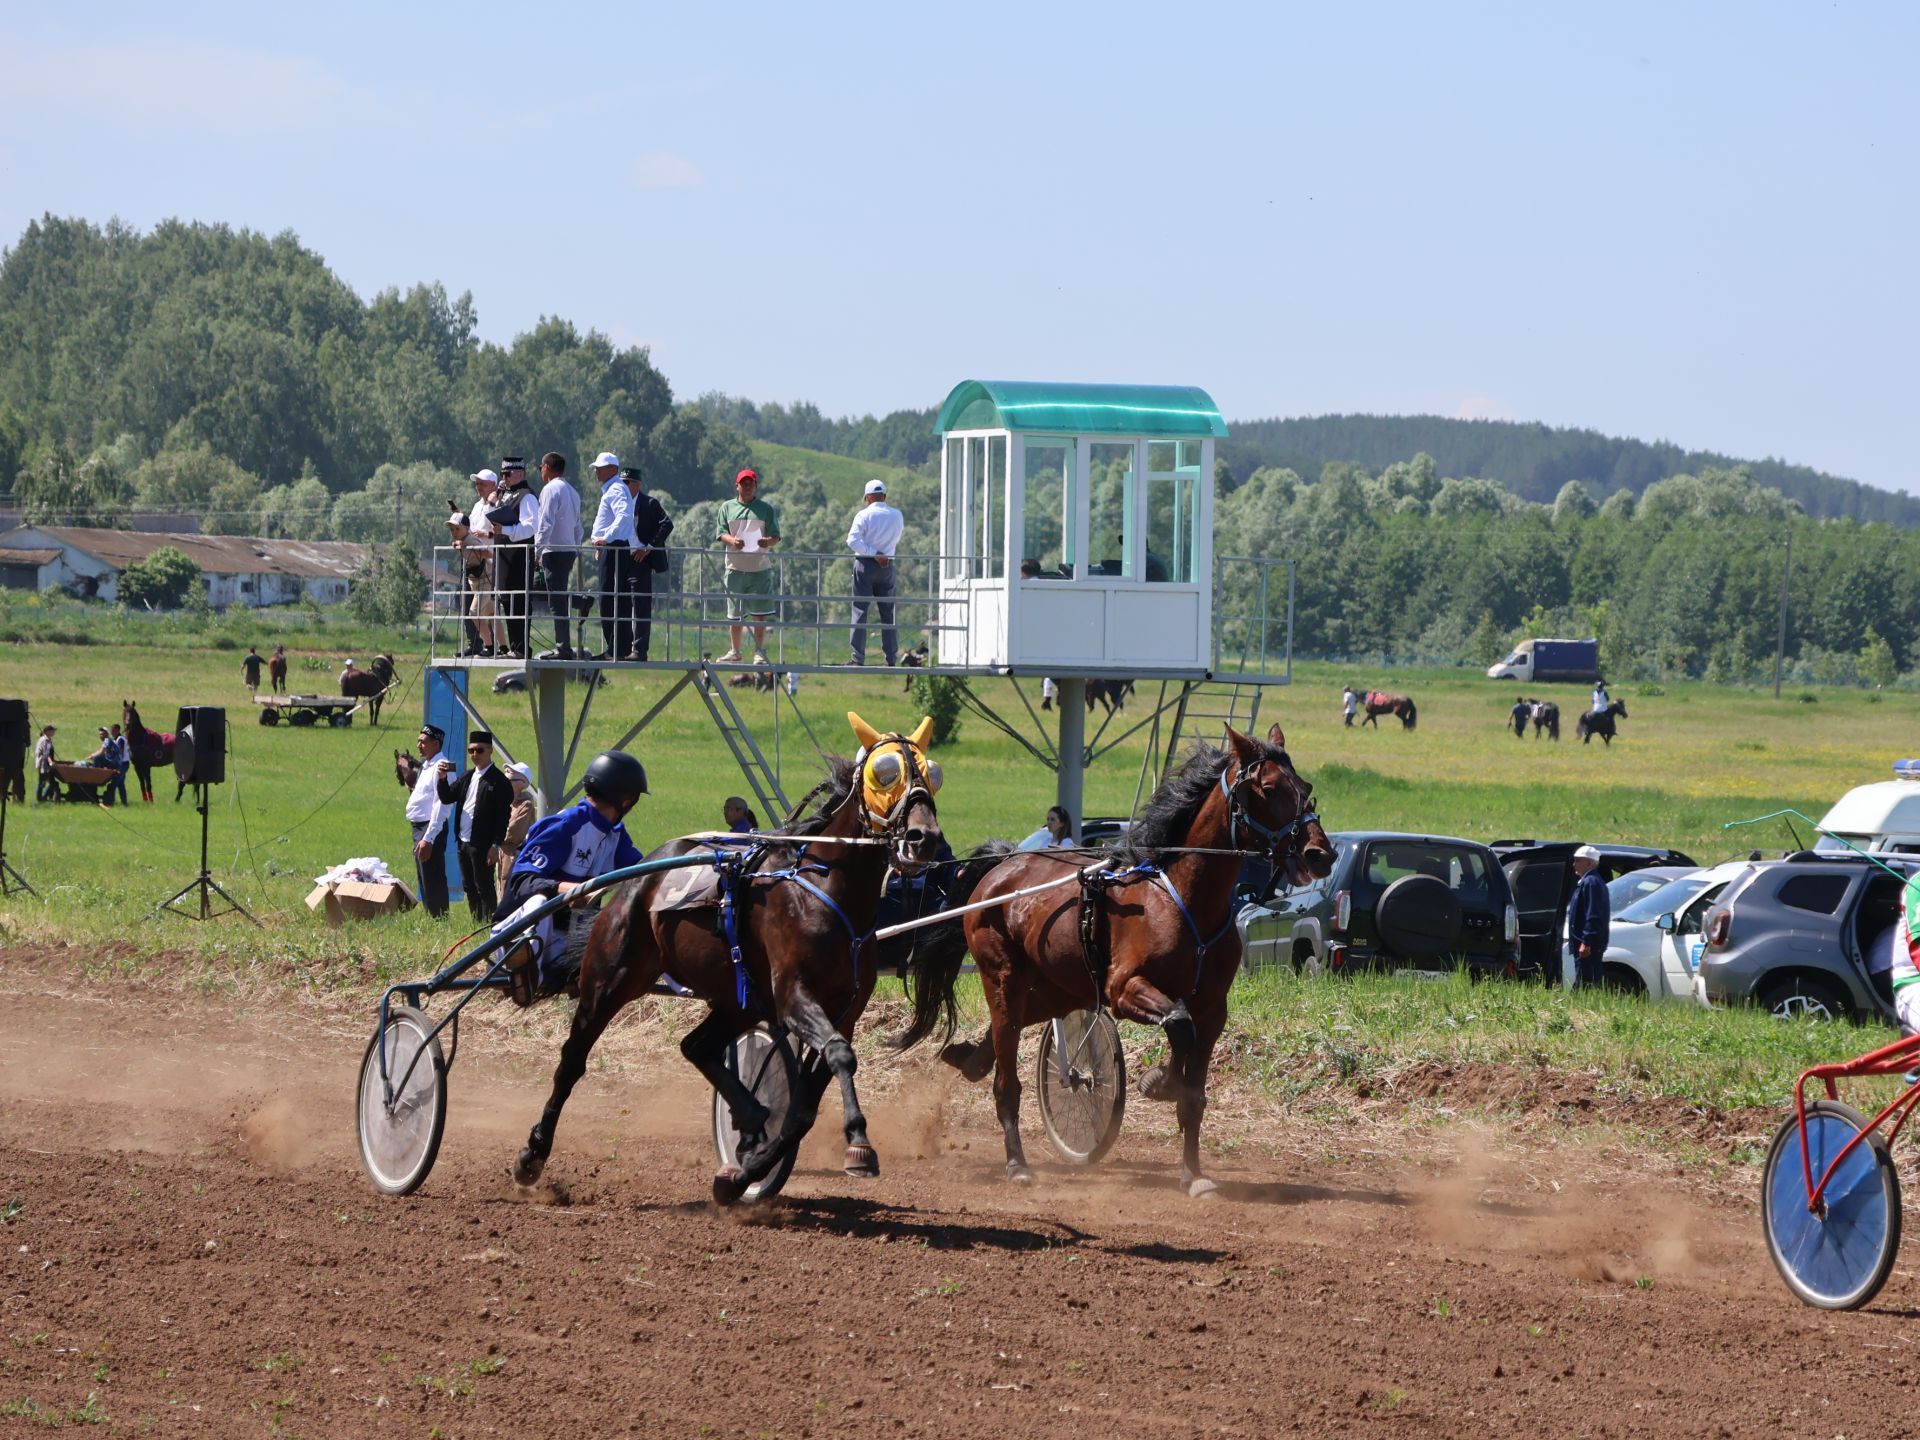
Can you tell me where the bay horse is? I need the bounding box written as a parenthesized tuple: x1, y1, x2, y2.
(119, 700, 175, 804)
(512, 712, 947, 1206)
(341, 652, 398, 724)
(1531, 701, 1560, 741)
(1360, 691, 1418, 729)
(938, 724, 1335, 1196)
(267, 648, 288, 694)
(1576, 699, 1628, 746)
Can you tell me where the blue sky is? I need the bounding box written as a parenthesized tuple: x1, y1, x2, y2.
(1, 2, 1913, 491)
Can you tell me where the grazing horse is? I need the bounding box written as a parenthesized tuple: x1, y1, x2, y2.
(1577, 699, 1628, 746)
(937, 723, 1335, 1196)
(1531, 701, 1560, 741)
(513, 712, 947, 1206)
(1360, 691, 1418, 729)
(341, 653, 397, 725)
(119, 700, 175, 804)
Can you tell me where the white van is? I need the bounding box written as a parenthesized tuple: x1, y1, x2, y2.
(1813, 764, 1920, 857)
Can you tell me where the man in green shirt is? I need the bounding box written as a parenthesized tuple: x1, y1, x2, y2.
(714, 468, 781, 664)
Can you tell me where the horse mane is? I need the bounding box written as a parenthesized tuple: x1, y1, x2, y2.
(1117, 738, 1279, 861)
(778, 755, 859, 838)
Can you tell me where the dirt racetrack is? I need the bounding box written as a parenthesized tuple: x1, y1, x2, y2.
(5, 947, 1920, 1438)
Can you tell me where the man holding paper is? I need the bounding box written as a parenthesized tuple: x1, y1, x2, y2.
(715, 467, 781, 664)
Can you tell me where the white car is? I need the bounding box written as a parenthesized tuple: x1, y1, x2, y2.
(1585, 869, 1723, 999)
(1555, 866, 1692, 995)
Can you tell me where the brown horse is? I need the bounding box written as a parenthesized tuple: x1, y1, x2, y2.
(512, 712, 946, 1205)
(941, 724, 1334, 1196)
(1360, 691, 1418, 729)
(119, 700, 175, 803)
(341, 653, 397, 724)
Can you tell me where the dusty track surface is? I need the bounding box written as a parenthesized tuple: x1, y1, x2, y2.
(3, 949, 1918, 1438)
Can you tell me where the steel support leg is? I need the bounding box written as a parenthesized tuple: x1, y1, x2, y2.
(1057, 678, 1087, 840)
(532, 667, 568, 805)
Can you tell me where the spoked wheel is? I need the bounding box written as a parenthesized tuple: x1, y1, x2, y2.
(711, 1024, 806, 1205)
(1762, 1099, 1901, 1310)
(356, 1004, 448, 1197)
(1035, 1009, 1127, 1165)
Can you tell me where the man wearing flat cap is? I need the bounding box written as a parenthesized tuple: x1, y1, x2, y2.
(436, 729, 512, 921)
(405, 723, 453, 917)
(488, 456, 540, 660)
(453, 470, 502, 657)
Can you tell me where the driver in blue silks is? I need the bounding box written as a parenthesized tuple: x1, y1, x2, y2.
(495, 750, 647, 1006)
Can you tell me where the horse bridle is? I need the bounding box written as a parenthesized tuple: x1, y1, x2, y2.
(853, 734, 940, 842)
(1217, 752, 1319, 869)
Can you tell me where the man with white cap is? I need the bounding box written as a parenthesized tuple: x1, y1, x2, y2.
(532, 451, 583, 659)
(846, 477, 903, 666)
(1566, 844, 1611, 989)
(487, 456, 540, 659)
(453, 469, 501, 657)
(587, 451, 637, 661)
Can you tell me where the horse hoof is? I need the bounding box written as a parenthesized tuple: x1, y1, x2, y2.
(712, 1167, 747, 1208)
(512, 1148, 545, 1187)
(1186, 1176, 1219, 1201)
(843, 1144, 880, 1179)
(1137, 1064, 1178, 1103)
(1006, 1162, 1035, 1185)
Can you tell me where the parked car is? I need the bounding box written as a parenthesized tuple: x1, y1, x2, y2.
(1236, 831, 1519, 977)
(1689, 854, 1916, 1022)
(1593, 862, 1750, 1000)
(1490, 840, 1698, 979)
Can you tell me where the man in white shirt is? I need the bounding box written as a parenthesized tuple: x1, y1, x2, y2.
(488, 456, 540, 659)
(846, 478, 904, 666)
(454, 470, 501, 657)
(533, 450, 584, 660)
(587, 451, 637, 661)
(405, 723, 453, 917)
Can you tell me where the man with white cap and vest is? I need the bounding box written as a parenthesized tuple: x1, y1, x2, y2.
(846, 477, 903, 666)
(1566, 844, 1611, 988)
(587, 451, 636, 661)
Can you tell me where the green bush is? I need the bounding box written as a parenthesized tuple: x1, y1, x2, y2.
(907, 673, 963, 747)
(117, 546, 201, 609)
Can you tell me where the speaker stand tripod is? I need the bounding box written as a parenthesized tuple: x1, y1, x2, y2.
(154, 784, 258, 925)
(0, 784, 35, 897)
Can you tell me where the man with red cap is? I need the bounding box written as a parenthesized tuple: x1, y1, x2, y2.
(714, 468, 780, 664)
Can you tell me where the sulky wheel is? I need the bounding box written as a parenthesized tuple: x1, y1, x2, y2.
(1762, 1099, 1900, 1310)
(1036, 1008, 1127, 1165)
(711, 1024, 805, 1204)
(356, 1004, 448, 1197)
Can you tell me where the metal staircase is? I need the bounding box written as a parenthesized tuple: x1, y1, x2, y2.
(695, 662, 792, 823)
(1131, 680, 1266, 813)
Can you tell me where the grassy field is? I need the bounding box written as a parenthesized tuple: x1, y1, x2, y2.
(746, 440, 925, 512)
(0, 631, 1906, 1116)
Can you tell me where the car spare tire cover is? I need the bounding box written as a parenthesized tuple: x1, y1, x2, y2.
(1375, 875, 1464, 958)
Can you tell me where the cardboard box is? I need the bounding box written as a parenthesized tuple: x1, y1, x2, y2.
(305, 877, 418, 927)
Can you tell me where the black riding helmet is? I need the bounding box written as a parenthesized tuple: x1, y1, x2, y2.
(581, 750, 648, 814)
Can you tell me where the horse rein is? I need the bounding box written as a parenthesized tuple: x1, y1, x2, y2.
(1216, 753, 1318, 869)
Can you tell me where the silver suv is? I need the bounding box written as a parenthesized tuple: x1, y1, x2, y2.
(1689, 854, 1916, 1022)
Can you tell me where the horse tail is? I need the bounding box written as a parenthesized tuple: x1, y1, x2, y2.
(1402, 697, 1417, 728)
(890, 840, 1015, 1052)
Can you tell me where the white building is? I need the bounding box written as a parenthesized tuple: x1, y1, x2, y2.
(0, 526, 367, 607)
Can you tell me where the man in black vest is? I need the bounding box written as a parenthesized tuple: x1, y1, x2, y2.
(624, 465, 674, 662)
(488, 457, 540, 659)
(435, 730, 514, 920)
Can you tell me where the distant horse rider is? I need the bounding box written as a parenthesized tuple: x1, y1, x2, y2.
(1591, 678, 1610, 713)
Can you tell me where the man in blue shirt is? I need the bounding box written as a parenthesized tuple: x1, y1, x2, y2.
(1566, 843, 1611, 988)
(495, 749, 647, 1005)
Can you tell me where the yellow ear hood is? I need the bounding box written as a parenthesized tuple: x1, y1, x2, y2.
(848, 711, 882, 750)
(909, 716, 935, 750)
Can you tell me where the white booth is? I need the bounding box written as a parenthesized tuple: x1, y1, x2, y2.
(935, 380, 1225, 677)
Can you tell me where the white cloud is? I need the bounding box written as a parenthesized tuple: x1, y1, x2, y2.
(13, 39, 348, 132)
(631, 151, 703, 190)
(1452, 394, 1515, 421)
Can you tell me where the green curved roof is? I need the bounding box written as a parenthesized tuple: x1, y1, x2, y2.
(934, 380, 1227, 438)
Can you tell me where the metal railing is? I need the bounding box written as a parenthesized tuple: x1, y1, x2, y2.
(430, 544, 968, 667)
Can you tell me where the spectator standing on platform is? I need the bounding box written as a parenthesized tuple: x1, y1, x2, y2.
(105, 723, 129, 807)
(488, 456, 539, 659)
(624, 465, 674, 661)
(846, 478, 903, 667)
(496, 761, 539, 894)
(1018, 805, 1074, 851)
(533, 451, 583, 660)
(715, 468, 780, 665)
(405, 723, 452, 917)
(587, 452, 637, 661)
(437, 729, 512, 921)
(242, 646, 264, 694)
(723, 795, 758, 833)
(455, 469, 501, 657)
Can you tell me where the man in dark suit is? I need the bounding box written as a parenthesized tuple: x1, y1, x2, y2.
(435, 729, 513, 920)
(624, 465, 674, 661)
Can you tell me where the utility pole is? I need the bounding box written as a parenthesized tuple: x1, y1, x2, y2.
(1772, 525, 1793, 699)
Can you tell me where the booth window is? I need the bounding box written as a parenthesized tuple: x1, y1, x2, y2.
(1145, 440, 1204, 583)
(1087, 442, 1135, 578)
(1021, 439, 1071, 577)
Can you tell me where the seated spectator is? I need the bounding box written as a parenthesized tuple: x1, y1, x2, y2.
(723, 795, 758, 834)
(1017, 805, 1074, 851)
(1019, 558, 1042, 580)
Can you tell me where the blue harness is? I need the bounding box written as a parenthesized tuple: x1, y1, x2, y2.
(711, 839, 868, 1017)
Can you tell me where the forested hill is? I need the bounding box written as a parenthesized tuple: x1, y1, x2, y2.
(1222, 414, 1920, 527)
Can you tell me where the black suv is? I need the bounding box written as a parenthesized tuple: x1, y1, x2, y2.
(1490, 840, 1697, 980)
(1236, 831, 1520, 977)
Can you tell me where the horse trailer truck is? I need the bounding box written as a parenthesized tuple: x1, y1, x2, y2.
(1486, 637, 1600, 683)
